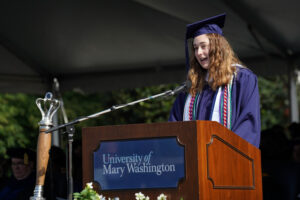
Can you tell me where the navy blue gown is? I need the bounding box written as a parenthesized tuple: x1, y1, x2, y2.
(169, 67, 261, 147)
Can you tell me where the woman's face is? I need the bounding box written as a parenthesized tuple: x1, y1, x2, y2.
(193, 34, 210, 69)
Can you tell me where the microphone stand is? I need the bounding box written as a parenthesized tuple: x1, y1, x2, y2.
(46, 83, 186, 200)
(52, 78, 72, 200)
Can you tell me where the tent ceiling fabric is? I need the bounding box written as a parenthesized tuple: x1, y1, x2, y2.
(0, 0, 299, 94)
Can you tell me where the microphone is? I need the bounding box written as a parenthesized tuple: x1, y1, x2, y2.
(170, 80, 191, 96)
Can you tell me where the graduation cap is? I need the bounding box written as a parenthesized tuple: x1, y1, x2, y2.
(7, 147, 36, 165)
(185, 13, 226, 70)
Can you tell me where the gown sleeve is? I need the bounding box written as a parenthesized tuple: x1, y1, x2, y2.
(168, 92, 186, 121)
(231, 69, 261, 148)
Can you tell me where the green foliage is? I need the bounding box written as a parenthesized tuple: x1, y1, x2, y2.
(0, 93, 40, 157)
(73, 183, 101, 200)
(258, 76, 289, 130)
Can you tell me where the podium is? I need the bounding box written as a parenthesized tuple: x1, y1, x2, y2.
(82, 121, 262, 199)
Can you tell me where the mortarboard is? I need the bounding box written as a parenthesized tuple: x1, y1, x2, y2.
(7, 147, 36, 165)
(185, 13, 226, 70)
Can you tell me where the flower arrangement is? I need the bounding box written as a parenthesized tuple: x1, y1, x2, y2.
(73, 183, 169, 200)
(135, 192, 167, 200)
(73, 182, 104, 200)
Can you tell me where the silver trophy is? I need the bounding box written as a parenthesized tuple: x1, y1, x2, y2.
(31, 92, 60, 200)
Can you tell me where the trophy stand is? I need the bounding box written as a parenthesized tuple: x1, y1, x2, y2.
(31, 92, 60, 200)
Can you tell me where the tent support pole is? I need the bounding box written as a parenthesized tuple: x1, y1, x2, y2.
(288, 59, 299, 123)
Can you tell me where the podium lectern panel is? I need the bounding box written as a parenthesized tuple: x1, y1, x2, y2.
(82, 121, 262, 200)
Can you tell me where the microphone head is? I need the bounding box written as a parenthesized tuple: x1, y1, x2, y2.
(185, 80, 192, 90)
(171, 80, 191, 96)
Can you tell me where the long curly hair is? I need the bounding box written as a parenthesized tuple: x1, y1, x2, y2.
(188, 33, 242, 96)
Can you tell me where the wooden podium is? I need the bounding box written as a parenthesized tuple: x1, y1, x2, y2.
(82, 121, 262, 199)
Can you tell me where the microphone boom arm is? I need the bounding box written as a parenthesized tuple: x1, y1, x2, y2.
(46, 85, 183, 133)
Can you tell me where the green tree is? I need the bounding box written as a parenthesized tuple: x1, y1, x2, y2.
(258, 76, 290, 130)
(0, 93, 40, 156)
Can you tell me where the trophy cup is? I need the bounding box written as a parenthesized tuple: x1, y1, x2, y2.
(31, 92, 60, 200)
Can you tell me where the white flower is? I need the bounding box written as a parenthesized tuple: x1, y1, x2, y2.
(86, 182, 93, 189)
(145, 196, 150, 200)
(135, 192, 146, 200)
(98, 194, 105, 200)
(157, 193, 167, 200)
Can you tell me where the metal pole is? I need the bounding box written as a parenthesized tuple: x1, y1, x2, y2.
(288, 60, 299, 123)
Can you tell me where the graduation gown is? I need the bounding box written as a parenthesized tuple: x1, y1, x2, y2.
(169, 67, 261, 147)
(0, 172, 35, 200)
